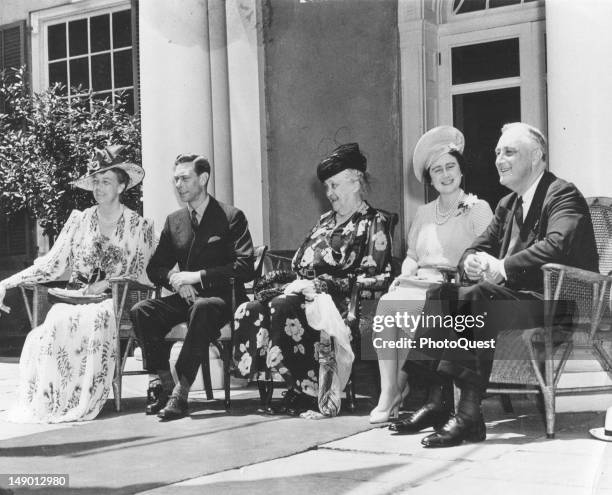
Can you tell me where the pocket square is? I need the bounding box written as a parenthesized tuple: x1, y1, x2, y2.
(207, 235, 222, 243)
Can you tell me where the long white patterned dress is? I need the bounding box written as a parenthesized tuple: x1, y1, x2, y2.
(2, 206, 155, 423)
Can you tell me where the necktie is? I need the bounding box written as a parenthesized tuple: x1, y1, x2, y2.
(191, 209, 199, 231)
(514, 197, 524, 229)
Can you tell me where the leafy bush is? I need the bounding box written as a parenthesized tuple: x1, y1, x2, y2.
(0, 66, 141, 240)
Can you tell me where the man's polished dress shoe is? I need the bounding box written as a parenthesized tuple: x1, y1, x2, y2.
(157, 395, 189, 421)
(420, 414, 486, 448)
(145, 384, 169, 415)
(388, 403, 451, 434)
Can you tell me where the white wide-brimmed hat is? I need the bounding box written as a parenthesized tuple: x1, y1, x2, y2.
(73, 144, 144, 191)
(412, 126, 465, 183)
(589, 406, 612, 442)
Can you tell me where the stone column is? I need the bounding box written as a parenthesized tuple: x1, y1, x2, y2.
(225, 0, 267, 245)
(546, 0, 612, 197)
(139, 0, 213, 229)
(208, 0, 234, 204)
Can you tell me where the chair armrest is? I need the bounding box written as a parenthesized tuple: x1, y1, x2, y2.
(420, 264, 458, 283)
(541, 263, 612, 285)
(108, 277, 156, 292)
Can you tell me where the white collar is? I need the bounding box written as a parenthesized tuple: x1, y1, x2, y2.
(188, 194, 210, 221)
(519, 172, 544, 220)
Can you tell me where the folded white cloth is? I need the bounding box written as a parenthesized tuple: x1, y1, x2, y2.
(305, 293, 355, 416)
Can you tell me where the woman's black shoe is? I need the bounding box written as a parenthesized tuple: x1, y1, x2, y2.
(388, 403, 451, 434)
(145, 384, 169, 415)
(265, 389, 301, 415)
(265, 389, 318, 416)
(420, 414, 486, 448)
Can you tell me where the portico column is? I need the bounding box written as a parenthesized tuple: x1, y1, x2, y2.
(139, 0, 214, 229)
(546, 0, 612, 197)
(208, 0, 234, 204)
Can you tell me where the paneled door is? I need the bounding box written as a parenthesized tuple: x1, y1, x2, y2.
(438, 22, 546, 208)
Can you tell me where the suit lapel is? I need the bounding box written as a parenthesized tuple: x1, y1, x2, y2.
(500, 195, 519, 258)
(186, 196, 219, 267)
(507, 171, 555, 254)
(521, 171, 554, 240)
(177, 207, 194, 248)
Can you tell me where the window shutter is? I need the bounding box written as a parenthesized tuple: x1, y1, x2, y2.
(0, 21, 25, 112)
(1, 23, 25, 69)
(131, 0, 141, 118)
(0, 21, 29, 257)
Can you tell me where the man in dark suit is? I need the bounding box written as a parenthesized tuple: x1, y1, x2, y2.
(390, 122, 598, 446)
(131, 154, 254, 420)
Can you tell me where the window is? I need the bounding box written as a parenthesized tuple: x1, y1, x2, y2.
(452, 0, 538, 15)
(37, 3, 135, 114)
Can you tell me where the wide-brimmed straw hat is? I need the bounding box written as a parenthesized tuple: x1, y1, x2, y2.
(589, 406, 612, 442)
(412, 126, 465, 183)
(73, 144, 144, 191)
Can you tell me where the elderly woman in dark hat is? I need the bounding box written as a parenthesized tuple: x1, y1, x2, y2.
(233, 143, 393, 416)
(0, 145, 155, 423)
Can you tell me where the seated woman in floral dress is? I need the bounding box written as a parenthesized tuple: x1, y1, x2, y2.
(371, 126, 493, 424)
(0, 145, 155, 423)
(233, 143, 393, 416)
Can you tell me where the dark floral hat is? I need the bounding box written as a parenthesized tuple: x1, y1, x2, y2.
(73, 144, 144, 191)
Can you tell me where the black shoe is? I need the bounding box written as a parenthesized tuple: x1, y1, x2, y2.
(265, 389, 317, 416)
(265, 389, 301, 415)
(145, 385, 169, 415)
(157, 395, 189, 421)
(388, 403, 451, 434)
(420, 414, 486, 448)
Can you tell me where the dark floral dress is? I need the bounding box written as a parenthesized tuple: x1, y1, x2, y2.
(233, 202, 392, 397)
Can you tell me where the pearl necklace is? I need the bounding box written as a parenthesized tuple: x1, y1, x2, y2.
(434, 192, 463, 225)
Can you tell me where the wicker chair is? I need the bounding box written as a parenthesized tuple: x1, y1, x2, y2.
(164, 245, 268, 410)
(488, 196, 612, 438)
(19, 278, 155, 412)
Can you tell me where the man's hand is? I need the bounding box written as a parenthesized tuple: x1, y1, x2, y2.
(178, 284, 198, 304)
(476, 251, 505, 284)
(0, 285, 10, 316)
(464, 253, 486, 281)
(169, 271, 201, 292)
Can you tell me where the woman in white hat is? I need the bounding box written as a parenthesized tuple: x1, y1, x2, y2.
(370, 126, 493, 424)
(0, 145, 155, 423)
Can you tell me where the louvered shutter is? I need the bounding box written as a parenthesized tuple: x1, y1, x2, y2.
(0, 21, 29, 258)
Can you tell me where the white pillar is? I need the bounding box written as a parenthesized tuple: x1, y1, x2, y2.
(546, 0, 612, 197)
(139, 0, 214, 230)
(226, 0, 267, 246)
(208, 0, 234, 204)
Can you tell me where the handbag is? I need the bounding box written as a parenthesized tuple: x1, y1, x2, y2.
(254, 270, 297, 303)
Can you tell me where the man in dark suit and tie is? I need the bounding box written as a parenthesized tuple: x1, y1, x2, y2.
(131, 154, 254, 420)
(390, 122, 598, 446)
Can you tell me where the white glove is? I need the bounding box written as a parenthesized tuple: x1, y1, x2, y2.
(475, 251, 505, 284)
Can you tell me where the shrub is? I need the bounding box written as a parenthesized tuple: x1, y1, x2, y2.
(0, 66, 141, 241)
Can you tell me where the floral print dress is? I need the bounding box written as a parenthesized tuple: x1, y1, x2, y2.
(3, 206, 155, 423)
(233, 202, 392, 398)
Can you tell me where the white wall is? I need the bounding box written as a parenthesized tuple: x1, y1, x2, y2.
(546, 0, 612, 197)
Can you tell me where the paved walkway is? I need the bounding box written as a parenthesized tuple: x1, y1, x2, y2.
(1, 358, 611, 495)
